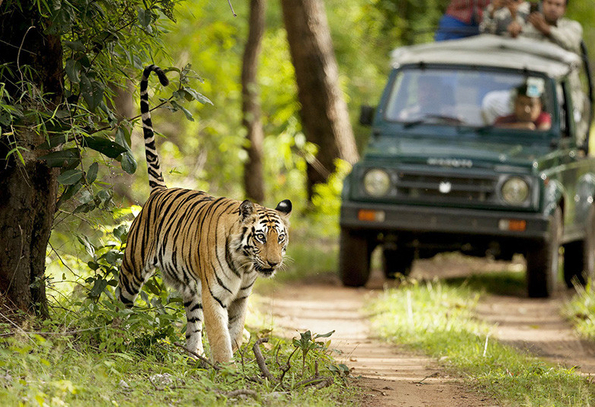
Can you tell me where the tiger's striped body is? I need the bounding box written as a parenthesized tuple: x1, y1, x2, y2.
(119, 65, 291, 363)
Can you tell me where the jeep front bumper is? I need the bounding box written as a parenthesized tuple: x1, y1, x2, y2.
(340, 201, 550, 241)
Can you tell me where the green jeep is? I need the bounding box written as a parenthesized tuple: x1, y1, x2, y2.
(339, 35, 594, 297)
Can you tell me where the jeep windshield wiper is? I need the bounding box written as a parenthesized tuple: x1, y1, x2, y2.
(475, 125, 494, 133)
(458, 124, 494, 134)
(402, 119, 425, 128)
(402, 114, 464, 128)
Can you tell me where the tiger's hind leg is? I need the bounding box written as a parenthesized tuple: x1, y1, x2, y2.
(181, 284, 205, 357)
(118, 261, 155, 308)
(161, 273, 205, 357)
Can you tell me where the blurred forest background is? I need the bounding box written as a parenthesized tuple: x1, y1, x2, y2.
(100, 0, 595, 204)
(38, 0, 595, 300)
(46, 0, 456, 286)
(2, 0, 595, 315)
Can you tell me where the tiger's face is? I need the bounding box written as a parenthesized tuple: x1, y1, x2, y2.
(238, 199, 292, 277)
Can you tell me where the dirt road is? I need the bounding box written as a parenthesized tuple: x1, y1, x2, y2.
(257, 255, 595, 406)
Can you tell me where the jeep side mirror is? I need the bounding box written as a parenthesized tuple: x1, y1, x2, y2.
(359, 105, 375, 126)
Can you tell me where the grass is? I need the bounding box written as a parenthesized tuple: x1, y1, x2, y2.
(564, 280, 595, 341)
(445, 269, 527, 297)
(0, 311, 355, 407)
(368, 277, 595, 407)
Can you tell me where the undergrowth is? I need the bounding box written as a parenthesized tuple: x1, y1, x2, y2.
(0, 213, 354, 406)
(0, 299, 353, 407)
(368, 278, 595, 407)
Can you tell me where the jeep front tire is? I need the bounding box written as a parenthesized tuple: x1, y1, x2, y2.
(563, 204, 595, 287)
(339, 228, 373, 287)
(526, 207, 562, 298)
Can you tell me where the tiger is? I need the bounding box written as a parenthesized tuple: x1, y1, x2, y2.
(118, 65, 292, 364)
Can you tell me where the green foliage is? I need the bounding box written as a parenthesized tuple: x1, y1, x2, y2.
(1, 0, 211, 219)
(292, 330, 337, 376)
(50, 209, 189, 353)
(369, 279, 595, 406)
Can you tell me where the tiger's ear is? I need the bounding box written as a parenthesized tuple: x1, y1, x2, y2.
(239, 200, 256, 221)
(275, 199, 292, 218)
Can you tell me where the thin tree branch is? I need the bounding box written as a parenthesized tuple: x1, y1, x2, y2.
(173, 342, 220, 370)
(252, 338, 276, 382)
(227, 0, 237, 16)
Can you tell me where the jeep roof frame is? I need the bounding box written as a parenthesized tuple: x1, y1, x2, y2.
(390, 34, 581, 79)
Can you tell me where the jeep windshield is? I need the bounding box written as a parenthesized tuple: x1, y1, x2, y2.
(384, 67, 555, 132)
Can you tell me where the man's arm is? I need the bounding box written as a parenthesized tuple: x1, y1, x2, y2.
(548, 19, 583, 54)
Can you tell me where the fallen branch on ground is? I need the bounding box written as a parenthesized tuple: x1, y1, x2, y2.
(173, 342, 220, 370)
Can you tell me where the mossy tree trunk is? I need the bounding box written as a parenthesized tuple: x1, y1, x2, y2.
(0, 5, 63, 316)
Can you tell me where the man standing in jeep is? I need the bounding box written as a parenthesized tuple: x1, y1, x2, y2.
(507, 0, 582, 54)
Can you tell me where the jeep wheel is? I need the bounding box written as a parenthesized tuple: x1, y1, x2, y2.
(383, 246, 414, 278)
(526, 207, 562, 298)
(339, 229, 373, 287)
(563, 205, 595, 287)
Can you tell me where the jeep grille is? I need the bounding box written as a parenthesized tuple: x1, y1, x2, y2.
(396, 170, 498, 204)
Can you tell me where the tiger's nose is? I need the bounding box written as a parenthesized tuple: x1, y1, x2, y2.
(267, 260, 279, 268)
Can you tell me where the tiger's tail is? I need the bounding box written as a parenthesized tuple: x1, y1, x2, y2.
(140, 65, 169, 191)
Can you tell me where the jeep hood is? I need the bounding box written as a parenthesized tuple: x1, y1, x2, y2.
(364, 137, 551, 168)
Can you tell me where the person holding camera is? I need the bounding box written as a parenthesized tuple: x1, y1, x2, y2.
(480, 0, 530, 36)
(508, 0, 582, 54)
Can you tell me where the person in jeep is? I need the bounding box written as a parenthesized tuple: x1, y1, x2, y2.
(509, 0, 582, 54)
(494, 82, 552, 130)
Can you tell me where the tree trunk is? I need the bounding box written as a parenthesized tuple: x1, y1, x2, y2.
(0, 6, 63, 316)
(0, 155, 57, 317)
(241, 0, 267, 203)
(281, 0, 359, 199)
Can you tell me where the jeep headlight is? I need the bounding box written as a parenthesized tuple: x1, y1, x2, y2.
(363, 169, 391, 197)
(501, 177, 530, 205)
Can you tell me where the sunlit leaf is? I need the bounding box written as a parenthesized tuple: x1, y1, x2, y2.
(315, 330, 335, 339)
(121, 151, 137, 174)
(182, 87, 212, 105)
(77, 235, 95, 258)
(169, 100, 194, 121)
